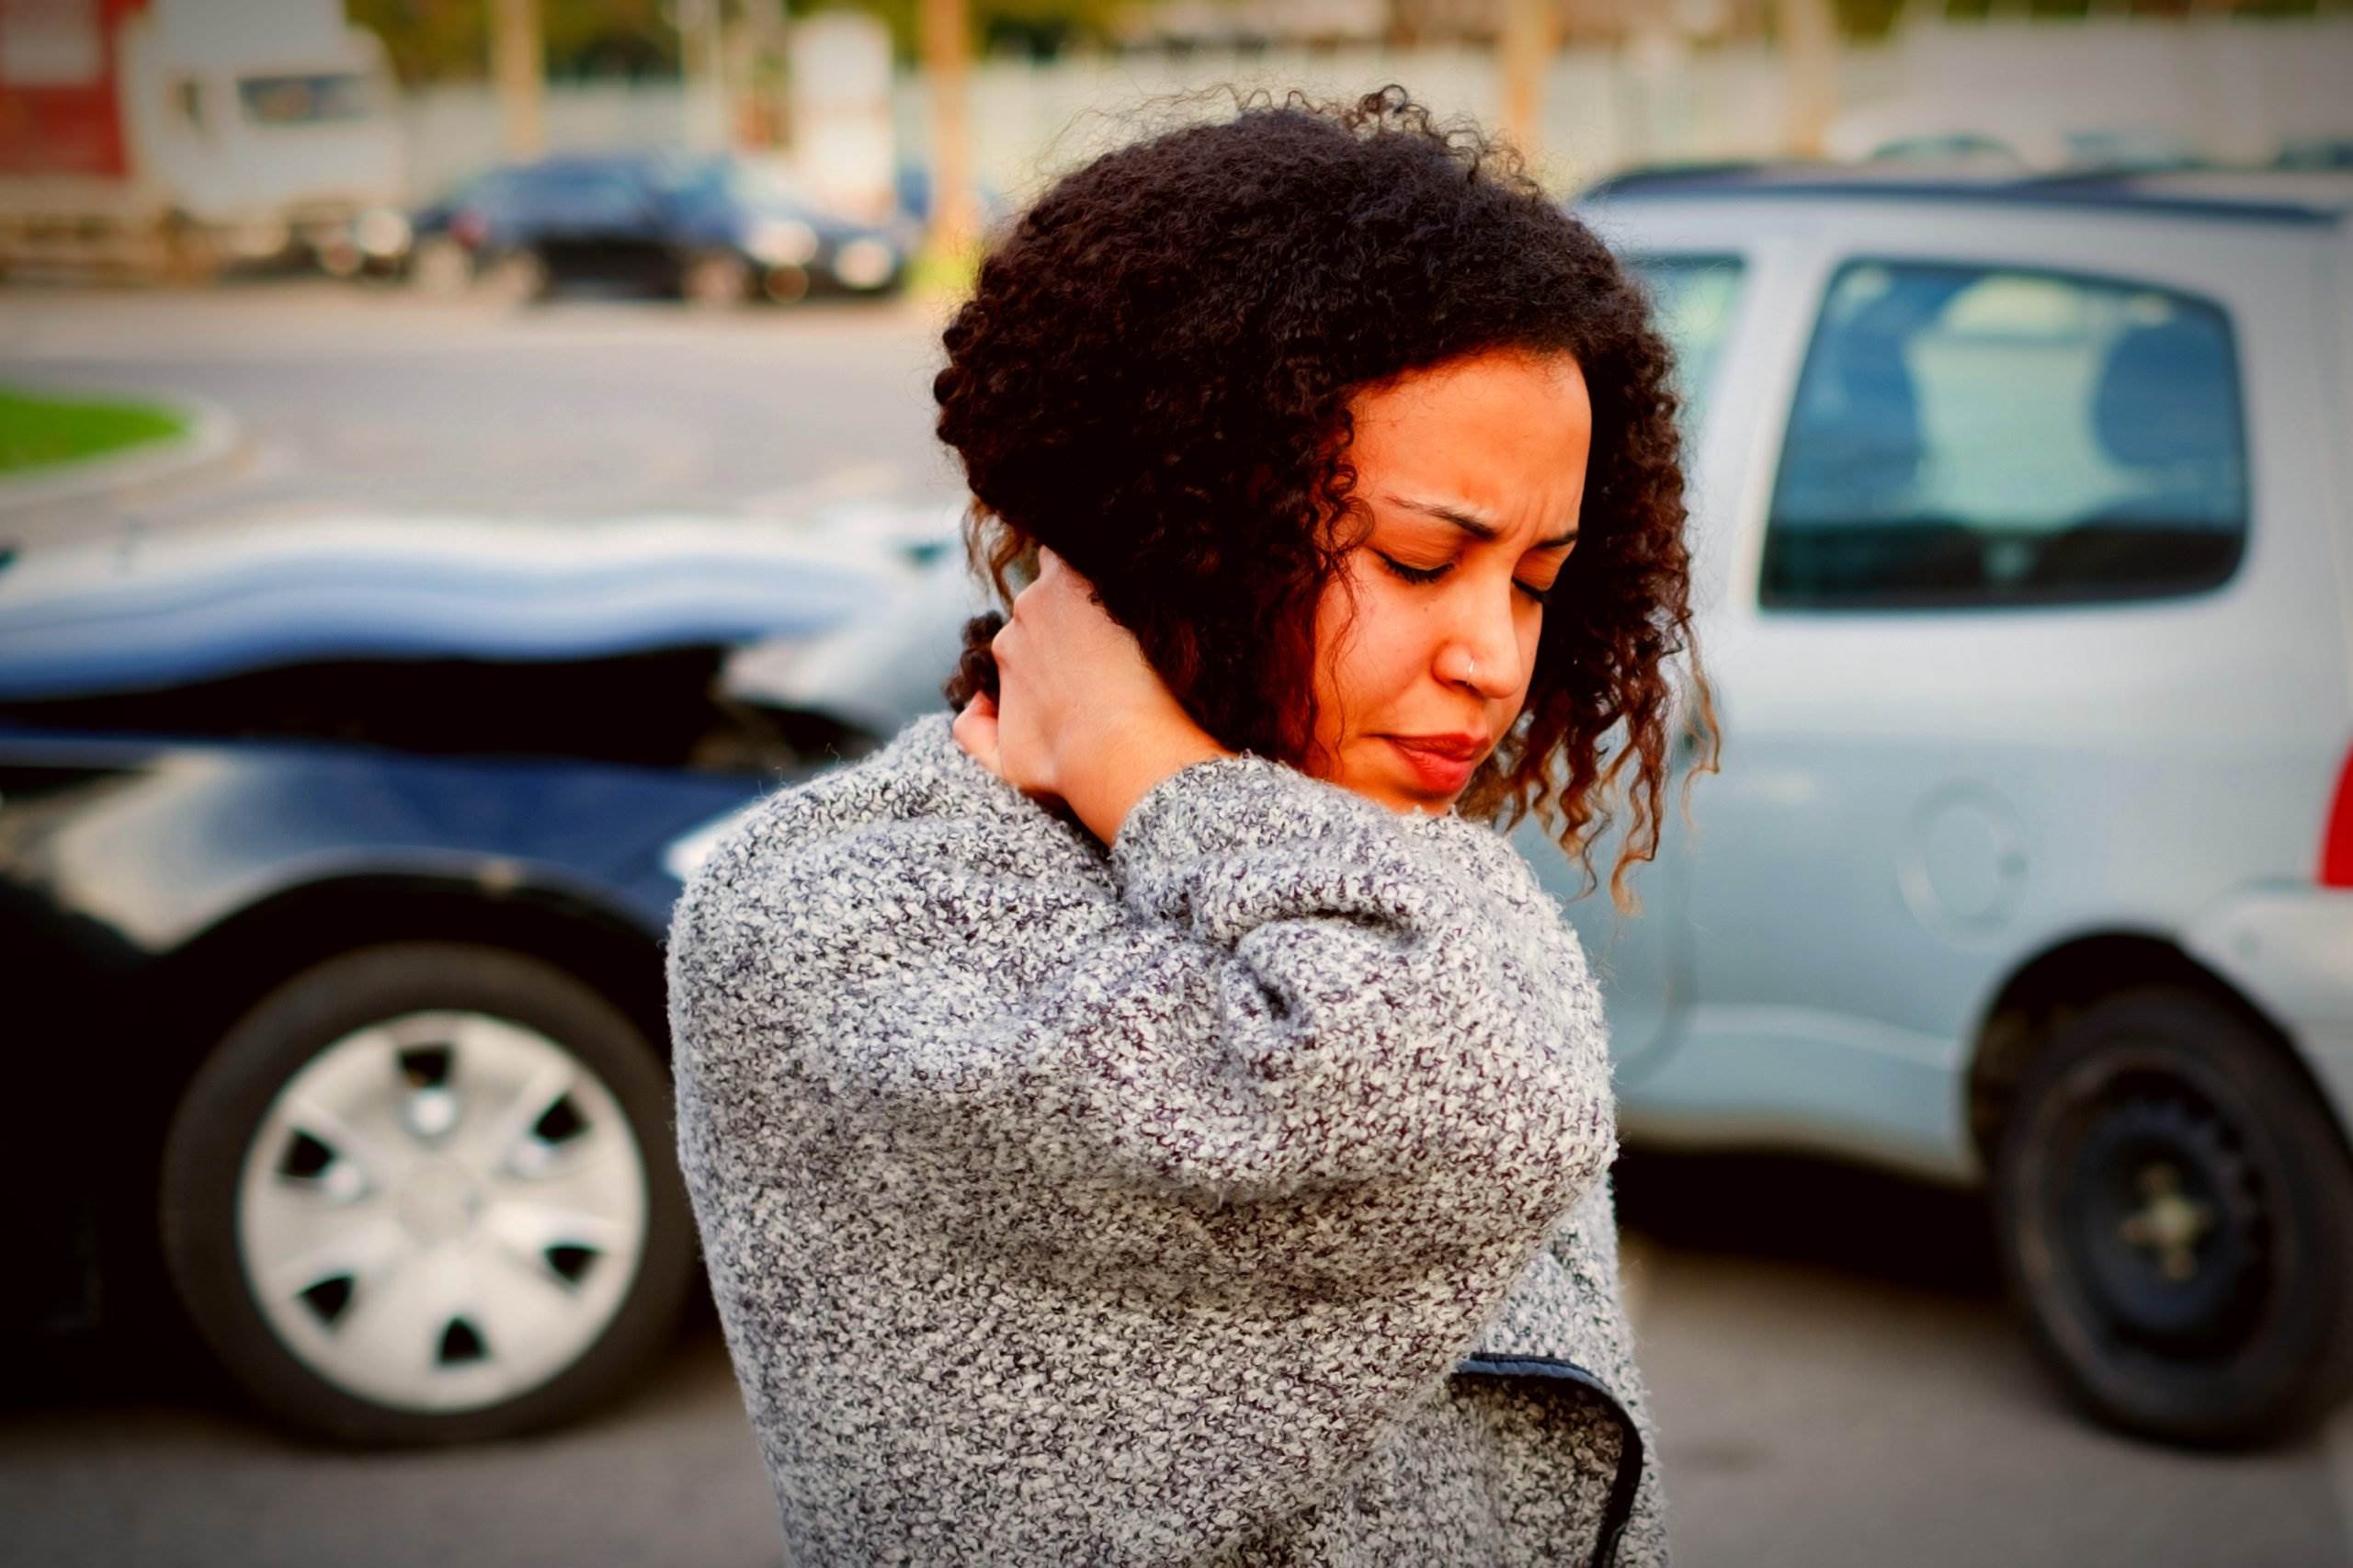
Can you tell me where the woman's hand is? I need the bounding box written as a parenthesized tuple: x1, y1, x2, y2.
(954, 546, 1233, 845)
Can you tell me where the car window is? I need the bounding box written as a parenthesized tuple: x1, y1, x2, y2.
(655, 155, 816, 217)
(237, 72, 377, 126)
(513, 170, 655, 228)
(1625, 254, 1745, 440)
(1762, 260, 2247, 610)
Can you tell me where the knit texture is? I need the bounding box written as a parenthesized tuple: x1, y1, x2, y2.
(667, 710, 1669, 1565)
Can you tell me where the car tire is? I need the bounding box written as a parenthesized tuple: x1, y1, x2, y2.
(158, 943, 695, 1447)
(682, 251, 752, 309)
(479, 247, 550, 306)
(160, 210, 222, 286)
(1992, 985, 2353, 1447)
(409, 236, 475, 299)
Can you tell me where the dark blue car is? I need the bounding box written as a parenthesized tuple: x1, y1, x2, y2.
(0, 517, 932, 1444)
(390, 150, 913, 306)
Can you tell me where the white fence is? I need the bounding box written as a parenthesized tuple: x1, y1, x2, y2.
(398, 42, 1888, 202)
(395, 17, 2351, 205)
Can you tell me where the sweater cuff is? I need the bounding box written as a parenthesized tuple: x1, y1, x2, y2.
(1108, 749, 1401, 916)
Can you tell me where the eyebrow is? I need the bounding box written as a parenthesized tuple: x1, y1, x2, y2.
(1382, 494, 1577, 549)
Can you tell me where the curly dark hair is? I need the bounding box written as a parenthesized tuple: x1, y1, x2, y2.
(934, 84, 1721, 915)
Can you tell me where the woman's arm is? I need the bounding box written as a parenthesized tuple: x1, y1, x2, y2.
(1059, 743, 1613, 1209)
(670, 714, 1616, 1243)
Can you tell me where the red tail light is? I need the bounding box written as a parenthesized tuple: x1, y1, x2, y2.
(451, 208, 487, 249)
(2325, 740, 2353, 888)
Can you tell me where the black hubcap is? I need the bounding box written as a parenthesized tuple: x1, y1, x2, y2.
(2059, 1083, 2269, 1356)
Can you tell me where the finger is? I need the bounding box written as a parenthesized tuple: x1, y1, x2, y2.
(952, 697, 1002, 772)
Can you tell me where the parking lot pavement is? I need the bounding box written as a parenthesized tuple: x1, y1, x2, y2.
(0, 1324, 786, 1568)
(4, 1153, 2345, 1568)
(0, 279, 965, 551)
(1618, 1151, 2353, 1568)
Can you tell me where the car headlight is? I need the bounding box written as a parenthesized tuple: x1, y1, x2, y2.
(831, 235, 898, 290)
(356, 208, 412, 257)
(743, 218, 819, 267)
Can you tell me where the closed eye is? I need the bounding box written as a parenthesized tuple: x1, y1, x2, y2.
(1377, 551, 1560, 606)
(1377, 553, 1448, 585)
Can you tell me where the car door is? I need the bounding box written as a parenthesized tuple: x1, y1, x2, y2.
(1638, 204, 2325, 1181)
(1506, 244, 1755, 1078)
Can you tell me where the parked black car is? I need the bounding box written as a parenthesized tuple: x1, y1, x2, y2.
(0, 516, 930, 1444)
(368, 150, 911, 306)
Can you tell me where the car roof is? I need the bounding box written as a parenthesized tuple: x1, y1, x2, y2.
(1575, 161, 2353, 230)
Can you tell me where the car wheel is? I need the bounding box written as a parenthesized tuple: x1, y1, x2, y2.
(682, 251, 752, 309)
(479, 247, 550, 306)
(160, 210, 222, 286)
(158, 943, 695, 1446)
(1992, 985, 2353, 1447)
(409, 236, 475, 299)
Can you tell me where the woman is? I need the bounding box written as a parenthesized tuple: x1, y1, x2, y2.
(668, 85, 1718, 1566)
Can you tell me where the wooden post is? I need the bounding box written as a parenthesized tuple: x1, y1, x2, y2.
(679, 0, 728, 151)
(491, 0, 544, 161)
(1499, 0, 1552, 165)
(1776, 0, 1838, 158)
(921, 0, 978, 257)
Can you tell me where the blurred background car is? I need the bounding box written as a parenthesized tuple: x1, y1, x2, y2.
(761, 161, 2353, 1451)
(0, 0, 404, 283)
(360, 149, 909, 306)
(0, 516, 929, 1444)
(1824, 94, 2205, 176)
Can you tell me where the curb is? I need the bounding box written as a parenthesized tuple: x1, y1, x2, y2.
(0, 392, 248, 517)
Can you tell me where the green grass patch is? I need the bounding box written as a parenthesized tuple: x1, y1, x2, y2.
(0, 387, 189, 476)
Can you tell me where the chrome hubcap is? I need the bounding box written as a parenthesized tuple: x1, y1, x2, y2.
(235, 1012, 648, 1413)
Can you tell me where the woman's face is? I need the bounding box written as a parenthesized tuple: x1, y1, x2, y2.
(1306, 347, 1592, 813)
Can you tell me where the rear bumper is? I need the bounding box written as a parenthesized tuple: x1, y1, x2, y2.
(2182, 882, 2353, 1133)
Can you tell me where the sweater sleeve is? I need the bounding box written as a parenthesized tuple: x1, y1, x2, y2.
(669, 737, 1615, 1253)
(1016, 749, 1613, 1216)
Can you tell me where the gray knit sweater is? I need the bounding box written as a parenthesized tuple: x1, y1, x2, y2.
(666, 709, 1670, 1565)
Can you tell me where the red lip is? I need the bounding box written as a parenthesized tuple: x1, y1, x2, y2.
(1383, 733, 1485, 793)
(1384, 733, 1486, 762)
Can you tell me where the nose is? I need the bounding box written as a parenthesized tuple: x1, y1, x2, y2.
(1440, 582, 1526, 699)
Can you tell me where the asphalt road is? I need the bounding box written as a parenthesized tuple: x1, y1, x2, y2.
(2, 278, 2347, 1567)
(0, 275, 968, 545)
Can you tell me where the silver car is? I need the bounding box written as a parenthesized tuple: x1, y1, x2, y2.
(1565, 164, 2353, 1449)
(766, 165, 2353, 1449)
